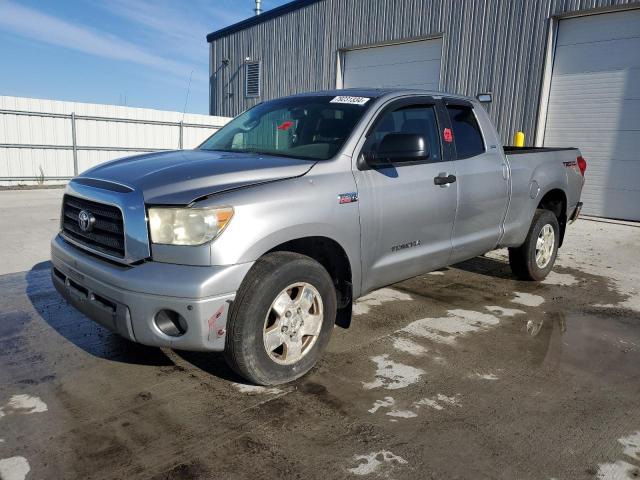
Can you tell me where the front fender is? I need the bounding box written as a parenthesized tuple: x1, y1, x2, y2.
(200, 166, 363, 297)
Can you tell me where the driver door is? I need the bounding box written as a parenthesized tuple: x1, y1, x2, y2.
(353, 98, 457, 294)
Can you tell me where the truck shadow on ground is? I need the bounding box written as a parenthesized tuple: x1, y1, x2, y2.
(172, 350, 246, 384)
(25, 261, 174, 367)
(451, 254, 516, 279)
(24, 261, 248, 383)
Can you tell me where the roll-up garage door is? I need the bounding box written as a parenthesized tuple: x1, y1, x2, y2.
(543, 9, 640, 221)
(342, 38, 442, 90)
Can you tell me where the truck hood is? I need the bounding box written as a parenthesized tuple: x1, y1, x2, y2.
(80, 149, 316, 204)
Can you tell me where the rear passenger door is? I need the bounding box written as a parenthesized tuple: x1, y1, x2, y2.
(353, 97, 457, 294)
(445, 99, 510, 263)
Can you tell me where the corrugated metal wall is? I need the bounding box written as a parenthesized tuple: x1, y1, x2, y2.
(0, 96, 230, 185)
(209, 0, 638, 144)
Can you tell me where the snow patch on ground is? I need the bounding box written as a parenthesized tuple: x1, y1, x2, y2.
(393, 337, 428, 356)
(232, 384, 282, 395)
(619, 431, 640, 461)
(414, 394, 461, 411)
(596, 431, 640, 479)
(347, 450, 408, 476)
(400, 309, 500, 344)
(485, 306, 525, 317)
(414, 397, 442, 410)
(368, 397, 416, 418)
(435, 394, 460, 406)
(428, 271, 445, 276)
(369, 393, 457, 419)
(597, 460, 639, 480)
(386, 409, 418, 418)
(368, 397, 395, 414)
(363, 354, 425, 390)
(353, 288, 413, 315)
(511, 292, 545, 307)
(542, 271, 578, 286)
(0, 395, 48, 417)
(471, 373, 499, 380)
(0, 456, 31, 480)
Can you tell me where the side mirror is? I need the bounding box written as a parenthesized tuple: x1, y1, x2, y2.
(367, 133, 430, 167)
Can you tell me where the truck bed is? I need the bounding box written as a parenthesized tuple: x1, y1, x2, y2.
(498, 144, 584, 248)
(503, 146, 578, 154)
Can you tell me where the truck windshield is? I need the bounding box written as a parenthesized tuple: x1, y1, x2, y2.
(199, 95, 374, 160)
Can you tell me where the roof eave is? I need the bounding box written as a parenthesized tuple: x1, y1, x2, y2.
(206, 0, 324, 43)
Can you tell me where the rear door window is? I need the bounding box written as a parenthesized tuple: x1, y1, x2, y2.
(446, 105, 485, 159)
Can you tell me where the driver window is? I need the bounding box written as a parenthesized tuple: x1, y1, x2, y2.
(365, 105, 441, 162)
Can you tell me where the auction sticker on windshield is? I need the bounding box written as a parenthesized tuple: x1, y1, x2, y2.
(330, 96, 371, 106)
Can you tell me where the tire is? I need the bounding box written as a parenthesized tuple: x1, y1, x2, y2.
(508, 209, 560, 281)
(224, 252, 337, 386)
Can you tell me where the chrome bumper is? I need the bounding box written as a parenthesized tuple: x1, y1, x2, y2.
(51, 235, 253, 352)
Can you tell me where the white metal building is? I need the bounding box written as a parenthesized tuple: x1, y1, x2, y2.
(0, 96, 229, 185)
(208, 0, 640, 220)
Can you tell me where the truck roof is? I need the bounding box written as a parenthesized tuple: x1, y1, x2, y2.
(284, 88, 475, 102)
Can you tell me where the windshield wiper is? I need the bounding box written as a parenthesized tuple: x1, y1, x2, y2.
(249, 150, 300, 159)
(199, 147, 244, 153)
(199, 147, 317, 161)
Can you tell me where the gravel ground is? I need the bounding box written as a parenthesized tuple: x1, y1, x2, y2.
(0, 189, 639, 480)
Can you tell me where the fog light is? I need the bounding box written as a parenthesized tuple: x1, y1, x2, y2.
(154, 309, 188, 337)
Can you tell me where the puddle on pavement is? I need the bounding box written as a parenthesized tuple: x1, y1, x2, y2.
(520, 309, 640, 380)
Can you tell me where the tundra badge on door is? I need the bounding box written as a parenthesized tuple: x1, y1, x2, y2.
(391, 240, 421, 252)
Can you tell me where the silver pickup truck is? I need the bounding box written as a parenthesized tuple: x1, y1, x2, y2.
(51, 89, 585, 385)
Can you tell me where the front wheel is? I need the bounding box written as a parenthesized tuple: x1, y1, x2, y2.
(224, 252, 337, 386)
(508, 209, 560, 281)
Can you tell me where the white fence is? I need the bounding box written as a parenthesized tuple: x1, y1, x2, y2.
(0, 96, 230, 185)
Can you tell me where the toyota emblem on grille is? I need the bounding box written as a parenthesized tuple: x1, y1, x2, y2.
(78, 210, 96, 232)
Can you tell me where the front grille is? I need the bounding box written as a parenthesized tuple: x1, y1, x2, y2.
(62, 195, 125, 258)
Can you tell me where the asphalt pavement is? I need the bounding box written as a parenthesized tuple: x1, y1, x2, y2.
(0, 189, 639, 479)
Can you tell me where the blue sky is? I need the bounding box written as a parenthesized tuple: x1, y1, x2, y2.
(0, 0, 289, 114)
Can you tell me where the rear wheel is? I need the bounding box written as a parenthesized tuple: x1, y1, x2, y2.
(508, 209, 559, 281)
(224, 252, 337, 385)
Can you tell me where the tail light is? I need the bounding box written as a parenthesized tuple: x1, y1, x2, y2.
(577, 156, 587, 176)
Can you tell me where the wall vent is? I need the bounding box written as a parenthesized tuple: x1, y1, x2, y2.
(245, 61, 261, 98)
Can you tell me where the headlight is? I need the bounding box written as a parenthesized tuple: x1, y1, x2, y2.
(148, 207, 234, 246)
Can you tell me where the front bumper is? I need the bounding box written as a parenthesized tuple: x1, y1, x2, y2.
(51, 235, 253, 351)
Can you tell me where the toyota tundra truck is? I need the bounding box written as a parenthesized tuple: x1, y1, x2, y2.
(51, 89, 586, 385)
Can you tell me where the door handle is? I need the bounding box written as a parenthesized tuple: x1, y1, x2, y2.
(434, 174, 457, 186)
